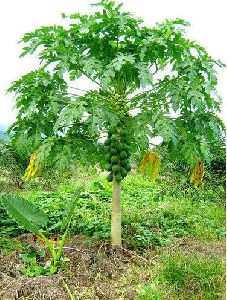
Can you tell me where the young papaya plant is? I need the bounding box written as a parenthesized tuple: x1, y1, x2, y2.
(0, 187, 82, 274)
(7, 0, 224, 246)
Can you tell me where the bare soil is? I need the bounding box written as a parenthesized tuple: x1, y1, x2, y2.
(0, 234, 225, 300)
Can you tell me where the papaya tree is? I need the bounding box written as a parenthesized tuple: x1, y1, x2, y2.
(7, 0, 224, 246)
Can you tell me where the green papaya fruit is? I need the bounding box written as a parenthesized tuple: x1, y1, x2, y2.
(107, 164, 112, 172)
(104, 138, 111, 146)
(120, 159, 128, 167)
(115, 174, 122, 182)
(106, 154, 112, 163)
(120, 168, 128, 178)
(110, 134, 118, 142)
(116, 143, 124, 152)
(112, 165, 121, 173)
(123, 144, 129, 151)
(111, 156, 119, 165)
(110, 148, 117, 155)
(120, 151, 127, 159)
(126, 149, 131, 157)
(125, 163, 131, 172)
(107, 173, 113, 182)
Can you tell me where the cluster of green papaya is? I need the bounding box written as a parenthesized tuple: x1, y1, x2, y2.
(105, 127, 131, 182)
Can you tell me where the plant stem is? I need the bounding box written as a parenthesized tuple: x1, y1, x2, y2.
(64, 283, 75, 300)
(111, 178, 122, 246)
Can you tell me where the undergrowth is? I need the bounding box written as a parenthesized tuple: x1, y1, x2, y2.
(136, 252, 225, 299)
(0, 172, 225, 249)
(0, 171, 225, 299)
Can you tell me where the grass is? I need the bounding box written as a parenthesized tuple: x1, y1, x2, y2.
(156, 252, 224, 299)
(135, 253, 225, 299)
(0, 236, 23, 254)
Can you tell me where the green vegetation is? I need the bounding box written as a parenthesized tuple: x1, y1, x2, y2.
(1, 189, 82, 274)
(16, 174, 226, 244)
(0, 0, 225, 298)
(136, 253, 225, 299)
(1, 171, 225, 246)
(159, 253, 224, 299)
(0, 236, 23, 255)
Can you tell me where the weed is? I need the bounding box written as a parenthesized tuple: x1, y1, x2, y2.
(19, 246, 49, 277)
(157, 253, 225, 299)
(136, 280, 166, 300)
(0, 237, 23, 254)
(1, 172, 225, 249)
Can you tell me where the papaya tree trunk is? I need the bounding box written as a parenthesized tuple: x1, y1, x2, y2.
(111, 178, 122, 246)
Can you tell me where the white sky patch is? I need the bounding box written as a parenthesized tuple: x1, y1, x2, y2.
(150, 136, 163, 147)
(0, 0, 226, 127)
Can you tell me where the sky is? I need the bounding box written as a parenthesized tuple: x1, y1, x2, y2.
(0, 0, 226, 127)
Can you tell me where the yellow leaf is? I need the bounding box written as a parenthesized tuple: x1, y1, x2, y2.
(22, 152, 44, 182)
(190, 158, 205, 189)
(139, 151, 160, 181)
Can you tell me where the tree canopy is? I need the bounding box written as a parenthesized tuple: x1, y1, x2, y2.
(8, 0, 225, 170)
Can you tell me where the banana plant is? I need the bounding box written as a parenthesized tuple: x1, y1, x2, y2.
(0, 187, 83, 274)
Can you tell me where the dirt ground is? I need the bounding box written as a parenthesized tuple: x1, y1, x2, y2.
(0, 234, 225, 300)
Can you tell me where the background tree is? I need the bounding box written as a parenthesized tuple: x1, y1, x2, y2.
(8, 0, 224, 246)
(0, 137, 33, 189)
